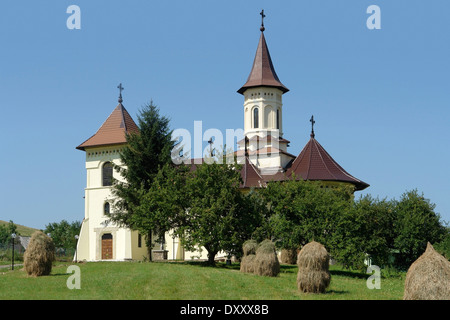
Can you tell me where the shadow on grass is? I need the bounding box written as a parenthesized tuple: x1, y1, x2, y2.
(330, 269, 368, 279)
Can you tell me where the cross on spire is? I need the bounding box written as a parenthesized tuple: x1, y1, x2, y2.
(260, 9, 266, 32)
(117, 83, 124, 103)
(310, 115, 316, 138)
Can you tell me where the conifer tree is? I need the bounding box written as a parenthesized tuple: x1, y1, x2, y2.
(108, 101, 175, 260)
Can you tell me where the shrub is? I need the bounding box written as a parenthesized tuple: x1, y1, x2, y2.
(23, 231, 55, 277)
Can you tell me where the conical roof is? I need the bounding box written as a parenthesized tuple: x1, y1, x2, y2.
(240, 156, 265, 188)
(237, 31, 289, 95)
(287, 135, 369, 191)
(76, 102, 139, 151)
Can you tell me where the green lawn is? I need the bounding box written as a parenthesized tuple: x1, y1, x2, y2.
(0, 261, 405, 300)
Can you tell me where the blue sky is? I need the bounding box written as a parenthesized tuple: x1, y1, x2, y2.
(1, 0, 449, 230)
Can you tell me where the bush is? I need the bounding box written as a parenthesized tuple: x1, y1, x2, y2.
(23, 231, 55, 277)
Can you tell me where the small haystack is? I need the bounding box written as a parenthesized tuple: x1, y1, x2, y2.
(23, 231, 55, 277)
(243, 239, 258, 256)
(240, 239, 258, 273)
(297, 241, 331, 293)
(403, 242, 450, 300)
(253, 239, 280, 277)
(280, 248, 297, 265)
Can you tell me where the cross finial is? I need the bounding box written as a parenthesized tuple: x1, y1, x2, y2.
(117, 83, 124, 103)
(260, 9, 266, 32)
(310, 115, 316, 138)
(207, 137, 214, 157)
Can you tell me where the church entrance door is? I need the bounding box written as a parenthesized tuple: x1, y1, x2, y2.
(101, 233, 113, 259)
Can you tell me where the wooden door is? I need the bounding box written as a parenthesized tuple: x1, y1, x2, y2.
(102, 233, 113, 259)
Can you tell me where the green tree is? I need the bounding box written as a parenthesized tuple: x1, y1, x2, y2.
(260, 178, 353, 252)
(109, 101, 175, 259)
(175, 157, 262, 265)
(44, 220, 81, 250)
(333, 195, 395, 269)
(0, 220, 18, 245)
(393, 189, 447, 269)
(130, 163, 190, 247)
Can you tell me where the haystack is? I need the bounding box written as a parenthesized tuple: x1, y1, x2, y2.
(23, 231, 55, 277)
(280, 248, 297, 265)
(240, 239, 258, 273)
(253, 240, 280, 277)
(297, 241, 330, 293)
(242, 239, 258, 256)
(403, 242, 450, 300)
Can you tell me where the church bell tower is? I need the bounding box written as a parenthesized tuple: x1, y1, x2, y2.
(237, 10, 295, 175)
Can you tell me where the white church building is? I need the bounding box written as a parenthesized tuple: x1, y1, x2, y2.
(74, 14, 368, 262)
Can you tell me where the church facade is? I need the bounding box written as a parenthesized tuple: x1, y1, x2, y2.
(75, 16, 368, 262)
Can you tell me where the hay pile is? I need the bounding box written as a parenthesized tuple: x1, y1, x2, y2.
(23, 231, 55, 277)
(253, 240, 280, 277)
(280, 248, 297, 265)
(297, 241, 331, 293)
(403, 242, 450, 300)
(240, 239, 257, 273)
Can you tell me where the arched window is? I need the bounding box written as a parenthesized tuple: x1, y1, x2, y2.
(253, 107, 259, 129)
(104, 202, 110, 215)
(276, 109, 280, 130)
(102, 162, 113, 186)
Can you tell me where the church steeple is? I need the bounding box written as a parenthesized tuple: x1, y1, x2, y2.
(237, 11, 295, 175)
(237, 11, 289, 95)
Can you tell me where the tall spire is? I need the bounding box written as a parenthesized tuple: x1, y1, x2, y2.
(237, 11, 289, 95)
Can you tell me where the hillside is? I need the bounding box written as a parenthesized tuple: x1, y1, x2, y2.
(0, 220, 41, 236)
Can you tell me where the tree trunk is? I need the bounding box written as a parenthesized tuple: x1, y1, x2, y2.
(146, 231, 152, 262)
(207, 249, 218, 265)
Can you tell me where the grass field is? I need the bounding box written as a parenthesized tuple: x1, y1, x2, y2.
(0, 261, 405, 300)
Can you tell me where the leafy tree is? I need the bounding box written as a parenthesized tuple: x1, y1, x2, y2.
(0, 220, 18, 245)
(434, 227, 450, 260)
(109, 101, 175, 259)
(334, 195, 396, 269)
(260, 177, 353, 252)
(393, 189, 447, 269)
(175, 156, 262, 265)
(129, 163, 190, 246)
(44, 220, 81, 250)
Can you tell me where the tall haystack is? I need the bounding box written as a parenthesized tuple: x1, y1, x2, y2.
(23, 231, 55, 277)
(280, 248, 297, 265)
(253, 239, 280, 277)
(403, 242, 450, 300)
(240, 240, 258, 273)
(297, 241, 331, 293)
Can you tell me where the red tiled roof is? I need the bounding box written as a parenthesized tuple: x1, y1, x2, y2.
(237, 31, 289, 95)
(76, 103, 139, 151)
(286, 136, 369, 191)
(235, 147, 296, 159)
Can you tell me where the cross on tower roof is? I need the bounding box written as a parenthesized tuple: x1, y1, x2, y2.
(310, 115, 316, 138)
(117, 83, 124, 103)
(260, 9, 266, 32)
